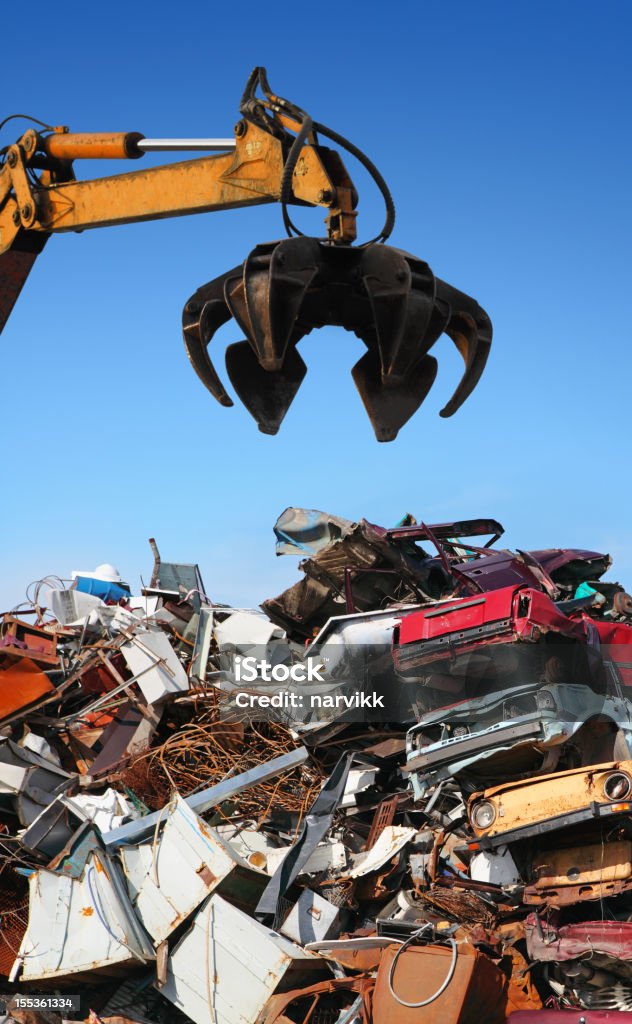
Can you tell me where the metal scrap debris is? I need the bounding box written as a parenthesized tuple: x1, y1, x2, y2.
(0, 515, 629, 1021)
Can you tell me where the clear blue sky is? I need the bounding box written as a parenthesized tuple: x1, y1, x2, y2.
(2, 0, 631, 610)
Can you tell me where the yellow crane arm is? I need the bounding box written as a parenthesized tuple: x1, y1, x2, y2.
(0, 117, 357, 332)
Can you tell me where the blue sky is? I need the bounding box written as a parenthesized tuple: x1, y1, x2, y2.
(1, 0, 631, 610)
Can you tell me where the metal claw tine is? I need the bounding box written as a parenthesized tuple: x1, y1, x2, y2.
(241, 248, 273, 361)
(360, 246, 410, 379)
(434, 278, 492, 418)
(225, 241, 276, 354)
(352, 349, 438, 442)
(224, 272, 255, 342)
(225, 335, 308, 434)
(360, 246, 436, 383)
(265, 238, 321, 368)
(238, 237, 321, 371)
(182, 272, 237, 407)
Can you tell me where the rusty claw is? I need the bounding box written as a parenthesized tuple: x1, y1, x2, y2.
(182, 239, 492, 441)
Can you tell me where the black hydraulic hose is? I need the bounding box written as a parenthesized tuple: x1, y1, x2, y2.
(312, 119, 396, 244)
(240, 68, 396, 244)
(279, 115, 396, 245)
(279, 114, 314, 238)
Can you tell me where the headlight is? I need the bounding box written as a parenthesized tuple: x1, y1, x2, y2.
(536, 689, 556, 711)
(603, 770, 632, 801)
(470, 799, 497, 830)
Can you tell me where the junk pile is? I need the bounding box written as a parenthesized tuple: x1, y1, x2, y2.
(1, 512, 632, 1023)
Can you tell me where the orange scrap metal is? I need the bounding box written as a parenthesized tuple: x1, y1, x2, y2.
(0, 656, 54, 720)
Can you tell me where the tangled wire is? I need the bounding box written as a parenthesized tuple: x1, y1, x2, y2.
(119, 699, 323, 824)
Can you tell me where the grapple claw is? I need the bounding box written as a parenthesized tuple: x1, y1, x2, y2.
(434, 279, 493, 418)
(359, 246, 436, 383)
(226, 339, 308, 434)
(352, 350, 438, 442)
(182, 270, 238, 407)
(181, 238, 492, 440)
(235, 238, 320, 371)
(223, 273, 251, 339)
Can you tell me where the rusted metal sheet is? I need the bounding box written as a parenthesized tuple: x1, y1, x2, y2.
(0, 658, 54, 721)
(504, 943, 543, 1014)
(524, 840, 632, 906)
(305, 936, 390, 972)
(260, 977, 374, 1024)
(86, 702, 158, 777)
(366, 795, 399, 848)
(0, 615, 59, 669)
(371, 941, 508, 1023)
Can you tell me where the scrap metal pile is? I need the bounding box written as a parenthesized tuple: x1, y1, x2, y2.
(1, 511, 632, 1023)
